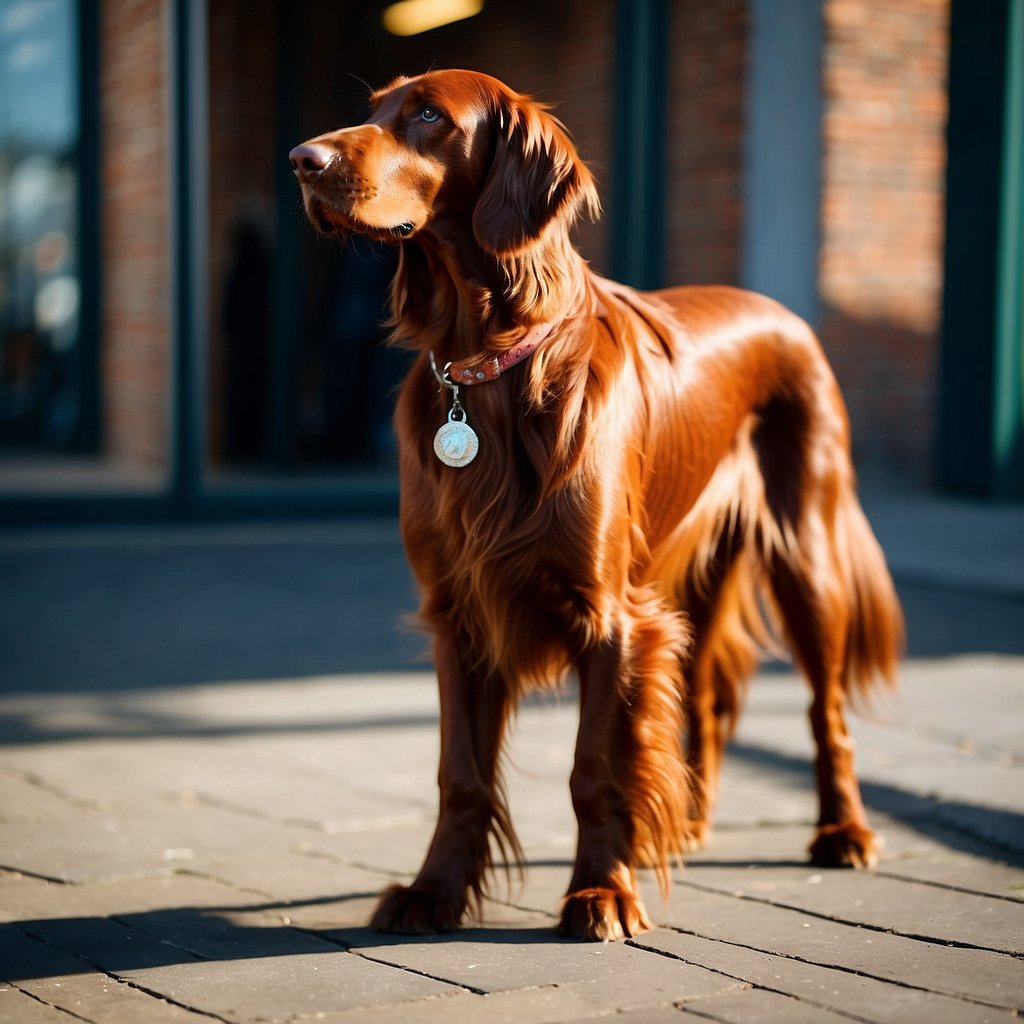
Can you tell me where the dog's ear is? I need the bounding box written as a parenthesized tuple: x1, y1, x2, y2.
(473, 95, 600, 256)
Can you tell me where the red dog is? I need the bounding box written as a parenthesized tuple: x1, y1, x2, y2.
(290, 69, 903, 941)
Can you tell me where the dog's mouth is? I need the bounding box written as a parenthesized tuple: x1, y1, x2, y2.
(305, 195, 416, 243)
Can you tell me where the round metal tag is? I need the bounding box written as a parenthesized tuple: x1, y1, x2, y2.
(433, 418, 479, 468)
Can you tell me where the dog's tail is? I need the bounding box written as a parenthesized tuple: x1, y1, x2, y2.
(834, 488, 904, 695)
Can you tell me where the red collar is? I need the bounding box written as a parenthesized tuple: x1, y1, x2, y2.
(441, 321, 556, 386)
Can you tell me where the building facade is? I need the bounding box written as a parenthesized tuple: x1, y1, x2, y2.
(0, 0, 1020, 523)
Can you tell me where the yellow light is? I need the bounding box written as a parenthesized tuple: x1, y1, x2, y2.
(382, 0, 484, 37)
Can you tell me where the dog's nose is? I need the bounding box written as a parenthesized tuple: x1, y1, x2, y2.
(289, 143, 333, 182)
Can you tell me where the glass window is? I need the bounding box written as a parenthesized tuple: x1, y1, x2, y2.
(0, 0, 83, 464)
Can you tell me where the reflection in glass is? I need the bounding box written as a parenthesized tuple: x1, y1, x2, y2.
(0, 0, 81, 456)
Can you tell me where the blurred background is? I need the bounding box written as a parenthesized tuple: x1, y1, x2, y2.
(0, 0, 1020, 524)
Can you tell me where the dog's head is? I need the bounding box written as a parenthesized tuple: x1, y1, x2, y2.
(289, 69, 600, 257)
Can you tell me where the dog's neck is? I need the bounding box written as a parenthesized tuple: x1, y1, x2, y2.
(390, 224, 590, 365)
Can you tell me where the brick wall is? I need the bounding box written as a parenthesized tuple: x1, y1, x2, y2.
(100, 0, 171, 470)
(661, 0, 948, 482)
(818, 0, 950, 479)
(665, 0, 749, 286)
(96, 0, 949, 482)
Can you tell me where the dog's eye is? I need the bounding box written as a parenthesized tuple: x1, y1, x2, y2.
(419, 106, 440, 123)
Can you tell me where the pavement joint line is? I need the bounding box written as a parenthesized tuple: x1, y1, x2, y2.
(282, 764, 436, 813)
(658, 923, 1017, 1011)
(347, 784, 436, 813)
(480, 895, 560, 922)
(107, 913, 220, 964)
(678, 992, 863, 1024)
(626, 938, 875, 1024)
(0, 863, 71, 886)
(871, 867, 1024, 904)
(671, 876, 1020, 957)
(14, 920, 232, 1024)
(113, 976, 233, 1024)
(290, 845, 415, 883)
(347, 946, 486, 996)
(5, 982, 94, 1023)
(3, 765, 106, 811)
(167, 787, 429, 836)
(170, 867, 279, 903)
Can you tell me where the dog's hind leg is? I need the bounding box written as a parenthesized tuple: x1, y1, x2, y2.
(756, 397, 883, 868)
(370, 634, 520, 933)
(769, 545, 878, 867)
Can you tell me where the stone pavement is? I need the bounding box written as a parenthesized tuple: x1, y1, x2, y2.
(1, 490, 1022, 1023)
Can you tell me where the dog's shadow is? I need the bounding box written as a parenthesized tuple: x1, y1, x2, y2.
(8, 850, 911, 986)
(334, 923, 567, 949)
(4, 892, 580, 984)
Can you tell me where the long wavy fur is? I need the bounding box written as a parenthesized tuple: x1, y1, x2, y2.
(294, 69, 904, 940)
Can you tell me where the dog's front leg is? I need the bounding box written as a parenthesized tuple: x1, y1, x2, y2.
(370, 634, 515, 934)
(559, 631, 654, 941)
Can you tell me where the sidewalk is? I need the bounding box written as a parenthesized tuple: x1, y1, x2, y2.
(1, 491, 1022, 1023)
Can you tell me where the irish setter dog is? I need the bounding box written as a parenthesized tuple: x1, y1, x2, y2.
(290, 69, 904, 942)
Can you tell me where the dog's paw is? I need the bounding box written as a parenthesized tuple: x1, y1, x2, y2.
(809, 820, 879, 869)
(369, 883, 464, 935)
(557, 887, 653, 942)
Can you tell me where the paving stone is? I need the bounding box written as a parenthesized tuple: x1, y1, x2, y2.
(6, 873, 376, 964)
(2, 612, 1023, 1024)
(165, 731, 438, 831)
(4, 874, 341, 964)
(560, 1008, 695, 1024)
(877, 858, 1024, 902)
(0, 798, 313, 884)
(0, 769, 105, 823)
(676, 985, 863, 1023)
(2, 927, 209, 1022)
(341, 923, 737, 1001)
(633, 929, 1009, 1024)
(321, 987, 656, 1024)
(558, 970, 743, 1017)
(189, 847, 395, 909)
(0, 985, 90, 1023)
(16, 914, 209, 977)
(656, 886, 1024, 1009)
(295, 818, 436, 876)
(1, 738, 232, 806)
(683, 818, 1024, 902)
(712, 757, 819, 829)
(735, 666, 1024, 822)
(0, 872, 55, 920)
(881, 656, 1024, 760)
(0, 869, 295, 925)
(122, 950, 458, 1023)
(674, 864, 1023, 953)
(10, 907, 457, 1023)
(325, 957, 743, 1024)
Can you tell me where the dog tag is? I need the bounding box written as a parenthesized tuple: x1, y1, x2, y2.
(433, 409, 479, 468)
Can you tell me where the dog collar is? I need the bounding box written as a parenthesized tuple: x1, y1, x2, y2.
(426, 321, 554, 469)
(438, 321, 556, 386)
